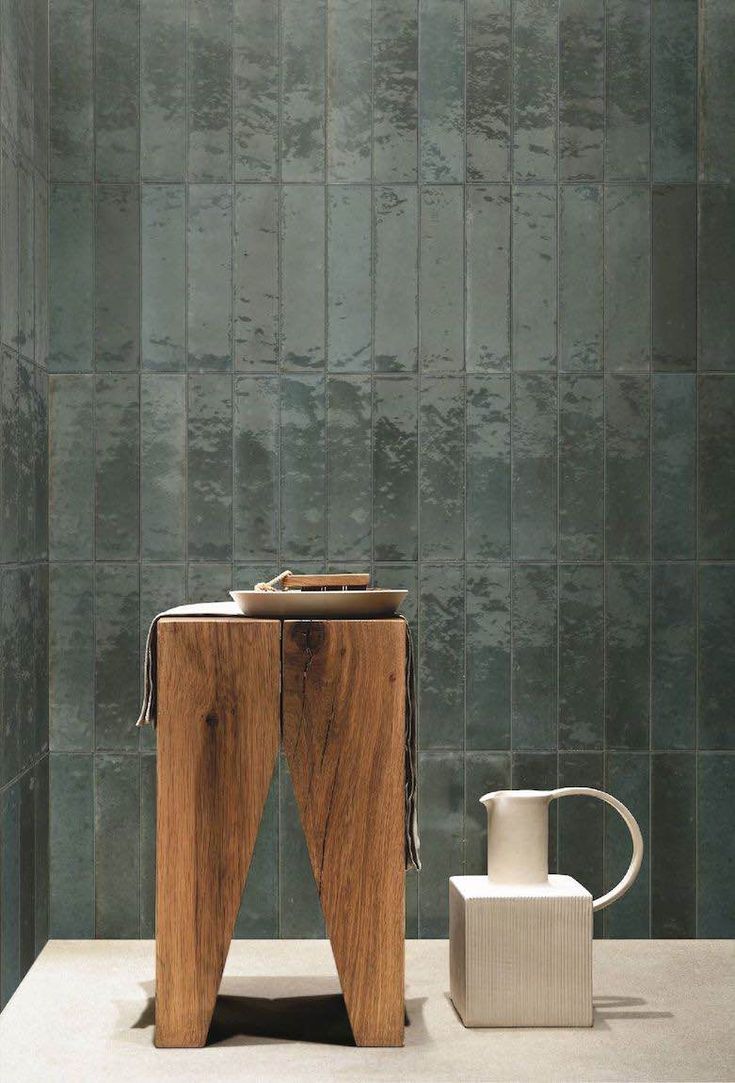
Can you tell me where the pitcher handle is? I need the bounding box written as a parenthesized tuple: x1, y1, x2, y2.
(550, 787, 644, 913)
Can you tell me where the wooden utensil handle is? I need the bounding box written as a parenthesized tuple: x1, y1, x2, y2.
(282, 573, 370, 591)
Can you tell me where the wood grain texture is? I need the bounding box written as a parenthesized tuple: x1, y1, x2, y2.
(282, 619, 407, 1047)
(154, 618, 280, 1048)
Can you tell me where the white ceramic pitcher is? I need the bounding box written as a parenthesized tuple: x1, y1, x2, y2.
(480, 787, 644, 911)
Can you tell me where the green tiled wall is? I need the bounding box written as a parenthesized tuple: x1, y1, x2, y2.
(46, 0, 735, 941)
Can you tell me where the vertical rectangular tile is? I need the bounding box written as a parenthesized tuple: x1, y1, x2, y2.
(606, 563, 650, 749)
(327, 186, 371, 372)
(559, 185, 603, 371)
(187, 0, 232, 181)
(420, 187, 464, 371)
(50, 754, 94, 937)
(0, 140, 18, 352)
(50, 563, 94, 752)
(280, 374, 326, 560)
(604, 185, 650, 371)
(95, 754, 140, 937)
(419, 564, 464, 749)
(374, 187, 418, 372)
(326, 0, 371, 181)
(95, 184, 140, 371)
(234, 375, 278, 561)
(466, 0, 511, 181)
(50, 0, 93, 179)
(512, 0, 558, 180)
(141, 184, 186, 371)
(373, 375, 418, 559)
(140, 0, 186, 180)
(558, 752, 605, 914)
(605, 752, 650, 936)
(653, 373, 695, 558)
(605, 376, 650, 560)
(698, 755, 735, 936)
(140, 754, 156, 936)
(420, 377, 464, 559)
(0, 569, 20, 786)
(651, 753, 695, 936)
(235, 775, 278, 937)
(605, 0, 651, 180)
(699, 566, 735, 750)
(279, 758, 324, 937)
(327, 376, 371, 561)
(141, 375, 186, 560)
(187, 184, 232, 371)
(94, 0, 139, 180)
(511, 374, 557, 561)
(652, 564, 695, 750)
(698, 376, 735, 558)
(465, 753, 510, 871)
(652, 185, 696, 371)
(1, 785, 20, 1007)
(187, 373, 233, 561)
(559, 565, 604, 749)
(418, 752, 463, 935)
(559, 375, 604, 560)
(699, 0, 735, 182)
(466, 185, 510, 372)
(18, 166, 35, 362)
(95, 374, 140, 560)
(372, 0, 418, 183)
(419, 0, 465, 182)
(234, 184, 278, 371)
(233, 0, 278, 180)
(511, 186, 557, 370)
(0, 349, 19, 565)
(49, 184, 93, 371)
(281, 185, 325, 369)
(698, 187, 735, 371)
(512, 565, 557, 750)
(95, 563, 140, 751)
(559, 0, 604, 180)
(48, 375, 94, 560)
(466, 565, 510, 750)
(652, 0, 697, 181)
(281, 0, 326, 182)
(466, 375, 510, 560)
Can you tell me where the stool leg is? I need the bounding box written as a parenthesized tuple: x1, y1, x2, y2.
(283, 619, 406, 1047)
(154, 619, 281, 1048)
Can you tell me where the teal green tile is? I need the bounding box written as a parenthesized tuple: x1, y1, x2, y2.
(140, 754, 156, 936)
(187, 0, 232, 181)
(466, 564, 510, 750)
(187, 184, 232, 371)
(234, 0, 278, 180)
(281, 185, 325, 370)
(606, 564, 650, 750)
(420, 376, 463, 559)
(187, 373, 233, 561)
(50, 563, 94, 752)
(279, 757, 324, 937)
(652, 185, 696, 371)
(280, 374, 326, 560)
(559, 374, 604, 560)
(512, 0, 558, 180)
(1, 570, 20, 786)
(141, 375, 186, 560)
(698, 187, 735, 371)
(50, 0, 93, 178)
(50, 753, 94, 937)
(18, 166, 34, 361)
(512, 374, 557, 561)
(95, 754, 140, 937)
(559, 185, 603, 371)
(651, 753, 695, 937)
(94, 0, 139, 180)
(374, 187, 418, 372)
(419, 0, 465, 183)
(140, 0, 186, 180)
(559, 0, 604, 180)
(234, 184, 278, 371)
(698, 376, 735, 559)
(49, 375, 94, 560)
(327, 376, 371, 561)
(95, 563, 139, 752)
(604, 185, 650, 371)
(1, 349, 19, 565)
(652, 0, 697, 182)
(466, 0, 510, 181)
(511, 753, 558, 869)
(49, 184, 93, 371)
(559, 565, 604, 750)
(95, 374, 139, 560)
(95, 184, 140, 370)
(235, 774, 278, 937)
(326, 0, 371, 182)
(419, 564, 464, 749)
(604, 752, 650, 937)
(420, 187, 463, 372)
(699, 0, 735, 182)
(234, 375, 278, 561)
(652, 564, 695, 751)
(653, 373, 695, 558)
(605, 376, 650, 560)
(373, 0, 418, 183)
(1, 140, 18, 352)
(512, 564, 557, 750)
(605, 0, 651, 180)
(418, 751, 463, 936)
(699, 566, 735, 750)
(1, 784, 20, 1007)
(34, 756, 50, 952)
(281, 0, 326, 182)
(511, 186, 557, 370)
(186, 563, 232, 603)
(466, 185, 510, 372)
(465, 753, 510, 872)
(558, 753, 605, 928)
(466, 375, 510, 560)
(142, 184, 186, 371)
(327, 186, 371, 372)
(698, 755, 735, 936)
(373, 375, 418, 560)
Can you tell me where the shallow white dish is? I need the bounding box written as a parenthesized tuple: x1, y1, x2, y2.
(229, 588, 407, 619)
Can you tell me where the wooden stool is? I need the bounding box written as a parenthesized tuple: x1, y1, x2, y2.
(154, 617, 407, 1048)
